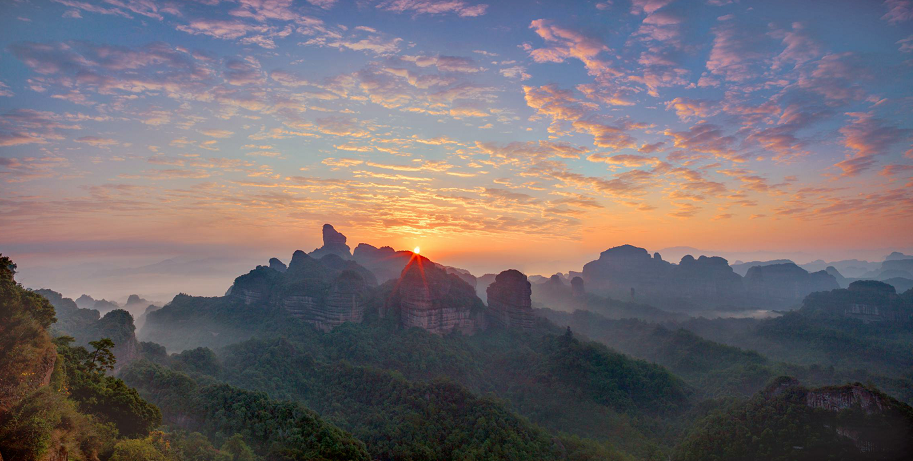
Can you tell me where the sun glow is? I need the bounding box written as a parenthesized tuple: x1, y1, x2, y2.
(414, 246, 420, 254)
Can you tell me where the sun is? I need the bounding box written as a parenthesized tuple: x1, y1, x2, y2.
(413, 246, 420, 254)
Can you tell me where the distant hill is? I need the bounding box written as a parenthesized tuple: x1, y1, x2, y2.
(674, 378, 913, 460)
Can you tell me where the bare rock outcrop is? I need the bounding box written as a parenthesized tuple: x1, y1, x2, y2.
(269, 257, 288, 272)
(310, 223, 352, 260)
(224, 229, 377, 331)
(487, 270, 534, 330)
(570, 276, 585, 297)
(390, 255, 484, 335)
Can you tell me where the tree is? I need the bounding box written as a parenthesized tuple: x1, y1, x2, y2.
(88, 338, 116, 373)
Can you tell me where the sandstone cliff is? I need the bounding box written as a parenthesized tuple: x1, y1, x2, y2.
(388, 255, 485, 335)
(486, 269, 534, 330)
(310, 223, 353, 260)
(225, 227, 377, 331)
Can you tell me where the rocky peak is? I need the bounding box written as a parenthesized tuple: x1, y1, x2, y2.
(848, 280, 896, 296)
(269, 257, 288, 272)
(571, 276, 585, 297)
(487, 269, 533, 330)
(353, 243, 413, 282)
(311, 223, 352, 260)
(75, 294, 96, 310)
(392, 255, 484, 335)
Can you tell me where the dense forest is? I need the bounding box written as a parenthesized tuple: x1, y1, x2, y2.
(4, 249, 913, 460)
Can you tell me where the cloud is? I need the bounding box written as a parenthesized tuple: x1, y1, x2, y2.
(665, 123, 742, 161)
(835, 112, 910, 176)
(316, 117, 371, 137)
(404, 55, 483, 73)
(841, 112, 909, 157)
(76, 136, 119, 147)
(706, 21, 772, 82)
(527, 19, 617, 79)
(882, 0, 913, 23)
(200, 129, 234, 138)
(52, 0, 165, 20)
(376, 0, 488, 17)
(177, 19, 269, 40)
(476, 140, 589, 162)
(630, 0, 674, 15)
(665, 97, 718, 121)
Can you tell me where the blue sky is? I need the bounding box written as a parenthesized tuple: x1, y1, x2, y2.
(1, 0, 911, 298)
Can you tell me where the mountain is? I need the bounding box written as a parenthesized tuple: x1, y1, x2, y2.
(36, 288, 141, 370)
(383, 254, 486, 335)
(674, 378, 913, 460)
(486, 269, 534, 330)
(743, 263, 839, 307)
(732, 259, 794, 276)
(0, 254, 164, 461)
(309, 223, 353, 260)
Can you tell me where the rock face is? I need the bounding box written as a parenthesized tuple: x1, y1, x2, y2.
(580, 245, 840, 310)
(486, 270, 534, 330)
(571, 276, 585, 297)
(227, 234, 377, 331)
(800, 280, 913, 323)
(315, 270, 369, 331)
(269, 257, 288, 272)
(390, 255, 484, 335)
(310, 224, 352, 260)
(581, 245, 749, 310)
(94, 309, 139, 372)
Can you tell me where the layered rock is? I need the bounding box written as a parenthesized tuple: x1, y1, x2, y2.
(800, 280, 913, 323)
(226, 236, 375, 331)
(487, 269, 534, 330)
(311, 270, 369, 331)
(391, 255, 484, 335)
(310, 223, 352, 260)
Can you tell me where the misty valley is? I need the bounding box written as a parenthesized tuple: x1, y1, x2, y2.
(2, 224, 912, 461)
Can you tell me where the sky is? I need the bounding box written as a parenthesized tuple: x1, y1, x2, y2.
(1, 0, 912, 299)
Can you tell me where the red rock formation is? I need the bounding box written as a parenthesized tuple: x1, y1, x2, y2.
(487, 270, 534, 330)
(303, 270, 368, 331)
(805, 384, 889, 414)
(394, 255, 483, 335)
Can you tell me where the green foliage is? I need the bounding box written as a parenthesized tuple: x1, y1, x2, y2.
(120, 360, 370, 461)
(55, 337, 162, 437)
(88, 338, 117, 373)
(0, 387, 101, 461)
(673, 379, 913, 461)
(221, 433, 258, 461)
(110, 437, 168, 461)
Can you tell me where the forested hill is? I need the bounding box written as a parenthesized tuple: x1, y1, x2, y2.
(0, 254, 364, 461)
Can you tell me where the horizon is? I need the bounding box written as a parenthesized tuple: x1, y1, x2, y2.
(2, 0, 912, 300)
(8, 222, 912, 302)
